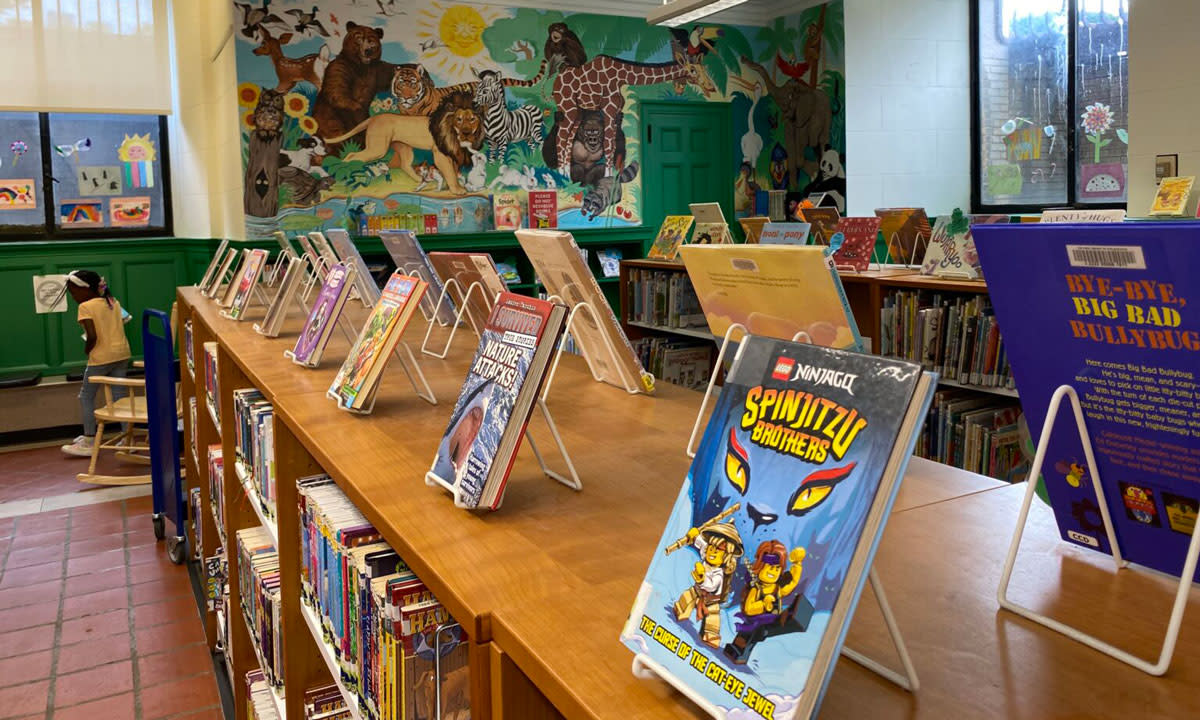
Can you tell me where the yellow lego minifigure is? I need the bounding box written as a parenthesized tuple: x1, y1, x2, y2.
(672, 521, 744, 648)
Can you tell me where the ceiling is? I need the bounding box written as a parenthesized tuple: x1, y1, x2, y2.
(469, 0, 828, 27)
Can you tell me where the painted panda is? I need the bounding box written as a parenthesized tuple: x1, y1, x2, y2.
(804, 145, 847, 213)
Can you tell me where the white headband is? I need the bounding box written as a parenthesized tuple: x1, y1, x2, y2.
(66, 271, 89, 287)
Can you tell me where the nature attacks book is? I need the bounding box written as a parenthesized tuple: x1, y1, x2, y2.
(920, 209, 982, 279)
(380, 230, 455, 326)
(974, 221, 1200, 579)
(429, 292, 567, 510)
(679, 244, 863, 352)
(621, 336, 933, 720)
(289, 262, 353, 367)
(758, 222, 811, 246)
(329, 272, 427, 410)
(516, 229, 655, 394)
(648, 215, 695, 261)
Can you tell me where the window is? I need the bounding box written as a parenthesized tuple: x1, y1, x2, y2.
(0, 112, 171, 238)
(972, 0, 1129, 211)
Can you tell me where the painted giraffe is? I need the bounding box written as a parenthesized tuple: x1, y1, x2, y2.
(551, 43, 715, 173)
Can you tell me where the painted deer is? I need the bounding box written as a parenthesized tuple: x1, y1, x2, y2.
(551, 41, 715, 174)
(253, 28, 330, 93)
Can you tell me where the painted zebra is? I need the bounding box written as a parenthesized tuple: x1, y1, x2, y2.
(473, 70, 545, 163)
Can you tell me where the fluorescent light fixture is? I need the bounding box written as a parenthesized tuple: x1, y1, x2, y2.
(647, 0, 753, 27)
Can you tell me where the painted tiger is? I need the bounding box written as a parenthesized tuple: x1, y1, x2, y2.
(391, 56, 561, 117)
(473, 70, 545, 162)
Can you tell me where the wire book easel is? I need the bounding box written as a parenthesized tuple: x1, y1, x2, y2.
(997, 383, 1200, 676)
(254, 256, 311, 338)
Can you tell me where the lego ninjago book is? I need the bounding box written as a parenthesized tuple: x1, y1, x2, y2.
(621, 336, 933, 720)
(974, 222, 1200, 578)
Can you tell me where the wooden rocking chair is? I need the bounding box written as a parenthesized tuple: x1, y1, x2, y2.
(78, 371, 153, 486)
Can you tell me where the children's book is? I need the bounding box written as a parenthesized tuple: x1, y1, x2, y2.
(920, 209, 982, 279)
(874, 207, 931, 265)
(424, 214, 439, 234)
(1040, 208, 1126, 223)
(202, 248, 239, 299)
(380, 230, 455, 326)
(429, 292, 568, 510)
(493, 193, 522, 231)
(327, 228, 382, 307)
(759, 222, 811, 246)
(689, 202, 732, 245)
(679, 244, 863, 351)
(198, 240, 231, 292)
(217, 250, 251, 308)
(598, 248, 623, 277)
(329, 272, 427, 411)
(223, 249, 269, 318)
(297, 233, 327, 280)
(738, 216, 769, 244)
(1149, 176, 1195, 216)
(255, 254, 308, 338)
(289, 262, 353, 367)
(516, 229, 655, 394)
(528, 190, 558, 229)
(829, 217, 881, 272)
(648, 216, 695, 261)
(799, 207, 841, 245)
(620, 336, 934, 720)
(427, 252, 509, 334)
(974, 221, 1200, 580)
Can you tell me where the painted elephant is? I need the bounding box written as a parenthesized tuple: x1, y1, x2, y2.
(741, 57, 832, 188)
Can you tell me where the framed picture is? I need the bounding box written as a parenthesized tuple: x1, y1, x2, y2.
(1156, 154, 1178, 186)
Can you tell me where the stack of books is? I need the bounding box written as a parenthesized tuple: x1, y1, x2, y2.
(298, 476, 470, 719)
(236, 527, 283, 691)
(233, 389, 276, 518)
(626, 268, 706, 330)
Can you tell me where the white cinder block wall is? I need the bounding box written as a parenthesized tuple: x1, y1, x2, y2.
(1127, 0, 1198, 216)
(844, 0, 970, 216)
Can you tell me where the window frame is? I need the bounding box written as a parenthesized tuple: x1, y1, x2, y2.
(0, 113, 173, 240)
(969, 0, 1128, 214)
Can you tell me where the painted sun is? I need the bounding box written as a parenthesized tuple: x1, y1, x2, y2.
(416, 1, 501, 79)
(117, 133, 156, 163)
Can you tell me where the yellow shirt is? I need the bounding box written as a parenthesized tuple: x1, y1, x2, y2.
(78, 297, 132, 366)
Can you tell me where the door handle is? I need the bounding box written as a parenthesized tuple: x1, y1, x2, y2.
(647, 125, 652, 144)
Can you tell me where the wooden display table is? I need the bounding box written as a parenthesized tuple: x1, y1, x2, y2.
(177, 286, 1200, 720)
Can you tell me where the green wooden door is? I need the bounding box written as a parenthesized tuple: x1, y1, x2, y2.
(641, 101, 734, 242)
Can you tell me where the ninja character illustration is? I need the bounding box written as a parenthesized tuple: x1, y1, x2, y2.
(723, 540, 814, 664)
(671, 520, 744, 648)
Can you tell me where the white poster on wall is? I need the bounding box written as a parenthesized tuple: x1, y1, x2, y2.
(32, 274, 69, 314)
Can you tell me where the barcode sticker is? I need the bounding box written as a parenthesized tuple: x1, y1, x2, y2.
(1066, 244, 1146, 269)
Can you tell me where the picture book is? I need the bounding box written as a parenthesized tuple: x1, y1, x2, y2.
(874, 208, 931, 265)
(759, 222, 811, 246)
(429, 293, 568, 510)
(297, 233, 326, 280)
(621, 336, 933, 720)
(427, 252, 509, 334)
(516, 229, 655, 394)
(1040, 208, 1127, 223)
(974, 221, 1200, 580)
(648, 215, 695, 261)
(920, 209, 982, 280)
(829, 217, 881, 272)
(218, 250, 251, 308)
(689, 202, 732, 245)
(203, 249, 238, 299)
(738, 217, 770, 244)
(289, 262, 353, 367)
(493, 193, 522, 230)
(197, 240, 231, 293)
(799, 207, 841, 245)
(223, 249, 269, 318)
(327, 228, 381, 307)
(528, 190, 558, 229)
(1149, 176, 1194, 216)
(329, 272, 427, 411)
(380, 230, 455, 326)
(255, 253, 308, 338)
(679, 245, 863, 351)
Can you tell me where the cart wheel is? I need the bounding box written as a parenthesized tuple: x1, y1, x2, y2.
(167, 536, 187, 565)
(152, 514, 165, 541)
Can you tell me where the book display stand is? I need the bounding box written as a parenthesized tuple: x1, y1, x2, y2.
(542, 294, 644, 396)
(284, 267, 359, 368)
(254, 256, 311, 338)
(420, 279, 494, 359)
(400, 267, 451, 327)
(997, 383, 1200, 676)
(263, 247, 296, 287)
(324, 338, 437, 414)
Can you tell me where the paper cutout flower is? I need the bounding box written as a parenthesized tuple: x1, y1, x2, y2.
(10, 141, 27, 166)
(1080, 102, 1117, 163)
(299, 116, 319, 135)
(238, 83, 261, 107)
(284, 92, 310, 118)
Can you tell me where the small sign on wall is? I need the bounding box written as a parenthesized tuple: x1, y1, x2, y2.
(32, 275, 69, 314)
(1155, 154, 1178, 186)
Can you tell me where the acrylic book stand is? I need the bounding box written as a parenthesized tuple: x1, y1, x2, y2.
(997, 383, 1200, 676)
(254, 256, 311, 338)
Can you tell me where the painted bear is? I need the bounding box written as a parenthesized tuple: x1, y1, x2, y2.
(804, 145, 847, 213)
(311, 21, 395, 153)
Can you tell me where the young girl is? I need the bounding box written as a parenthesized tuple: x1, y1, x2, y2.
(61, 270, 132, 457)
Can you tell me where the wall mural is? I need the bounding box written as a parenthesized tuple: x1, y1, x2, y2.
(233, 0, 845, 237)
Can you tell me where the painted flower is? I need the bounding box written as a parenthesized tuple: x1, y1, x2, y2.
(284, 92, 310, 118)
(299, 116, 319, 135)
(1081, 103, 1113, 136)
(241, 110, 257, 130)
(237, 83, 260, 107)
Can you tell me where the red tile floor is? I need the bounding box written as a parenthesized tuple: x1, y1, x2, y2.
(0, 445, 222, 720)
